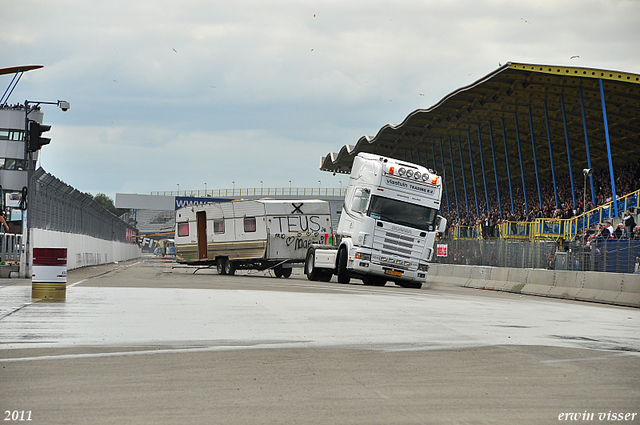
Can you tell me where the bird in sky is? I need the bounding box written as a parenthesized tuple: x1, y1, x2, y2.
(570, 55, 580, 60)
(521, 18, 531, 24)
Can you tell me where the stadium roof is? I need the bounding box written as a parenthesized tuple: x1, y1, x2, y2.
(319, 62, 640, 196)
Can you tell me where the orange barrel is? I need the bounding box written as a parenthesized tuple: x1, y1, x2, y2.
(32, 248, 68, 301)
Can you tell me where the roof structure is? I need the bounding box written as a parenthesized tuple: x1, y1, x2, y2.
(319, 62, 640, 213)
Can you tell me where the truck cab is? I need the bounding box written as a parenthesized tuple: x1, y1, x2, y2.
(306, 153, 446, 288)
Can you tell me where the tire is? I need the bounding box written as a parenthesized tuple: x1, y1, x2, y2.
(362, 275, 386, 286)
(319, 271, 333, 282)
(337, 248, 350, 284)
(362, 275, 375, 286)
(216, 258, 226, 275)
(305, 250, 321, 281)
(274, 265, 283, 278)
(281, 268, 292, 278)
(224, 260, 236, 276)
(396, 281, 421, 289)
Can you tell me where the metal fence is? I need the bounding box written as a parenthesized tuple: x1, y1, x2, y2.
(433, 238, 640, 273)
(30, 168, 137, 243)
(563, 239, 640, 274)
(433, 239, 558, 269)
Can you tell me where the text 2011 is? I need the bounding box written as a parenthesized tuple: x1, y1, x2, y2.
(4, 411, 32, 421)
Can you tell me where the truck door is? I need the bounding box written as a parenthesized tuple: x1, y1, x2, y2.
(196, 211, 207, 259)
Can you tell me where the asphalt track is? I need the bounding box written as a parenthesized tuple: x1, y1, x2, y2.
(1, 256, 639, 424)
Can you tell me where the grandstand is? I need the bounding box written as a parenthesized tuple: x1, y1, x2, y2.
(318, 62, 640, 273)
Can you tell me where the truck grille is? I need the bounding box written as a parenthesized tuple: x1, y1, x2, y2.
(374, 230, 424, 260)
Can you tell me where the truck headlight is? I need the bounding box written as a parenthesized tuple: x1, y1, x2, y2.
(418, 263, 429, 272)
(355, 252, 371, 261)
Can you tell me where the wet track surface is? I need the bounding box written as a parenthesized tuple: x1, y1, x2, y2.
(1, 256, 639, 424)
(1, 257, 638, 355)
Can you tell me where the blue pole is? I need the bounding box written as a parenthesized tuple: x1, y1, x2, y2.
(579, 87, 596, 208)
(477, 124, 490, 215)
(488, 121, 502, 218)
(560, 94, 576, 208)
(543, 100, 559, 207)
(467, 130, 480, 218)
(514, 112, 528, 213)
(501, 118, 515, 214)
(528, 104, 543, 208)
(599, 79, 618, 217)
(438, 139, 450, 216)
(448, 137, 460, 218)
(458, 135, 469, 215)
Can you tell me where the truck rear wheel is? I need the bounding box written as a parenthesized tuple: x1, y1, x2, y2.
(337, 248, 350, 284)
(305, 250, 321, 281)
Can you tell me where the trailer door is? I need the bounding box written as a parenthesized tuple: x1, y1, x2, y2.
(196, 211, 207, 259)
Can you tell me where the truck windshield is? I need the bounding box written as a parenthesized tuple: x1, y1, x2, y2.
(367, 195, 439, 231)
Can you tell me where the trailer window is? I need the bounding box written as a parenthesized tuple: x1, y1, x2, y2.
(213, 219, 225, 234)
(177, 222, 189, 237)
(367, 195, 439, 231)
(244, 217, 257, 232)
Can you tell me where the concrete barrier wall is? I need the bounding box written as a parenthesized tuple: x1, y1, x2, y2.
(427, 263, 640, 308)
(22, 228, 141, 276)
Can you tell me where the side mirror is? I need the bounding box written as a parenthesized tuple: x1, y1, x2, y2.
(436, 215, 447, 233)
(350, 188, 369, 213)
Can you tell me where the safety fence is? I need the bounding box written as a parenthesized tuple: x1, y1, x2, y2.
(433, 239, 557, 269)
(434, 238, 640, 274)
(30, 168, 138, 243)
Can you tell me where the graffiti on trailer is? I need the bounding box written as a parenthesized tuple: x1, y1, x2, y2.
(272, 232, 327, 251)
(270, 215, 327, 233)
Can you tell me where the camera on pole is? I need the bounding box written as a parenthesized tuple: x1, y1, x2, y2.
(28, 120, 51, 152)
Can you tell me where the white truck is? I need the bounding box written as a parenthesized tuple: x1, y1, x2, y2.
(305, 152, 446, 288)
(174, 199, 333, 277)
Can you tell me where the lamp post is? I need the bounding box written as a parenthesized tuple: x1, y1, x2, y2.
(23, 99, 69, 278)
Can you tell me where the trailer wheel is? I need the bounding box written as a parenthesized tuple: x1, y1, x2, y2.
(273, 265, 291, 278)
(216, 258, 227, 275)
(224, 260, 236, 276)
(337, 247, 350, 284)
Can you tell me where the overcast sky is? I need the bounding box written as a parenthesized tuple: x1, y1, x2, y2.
(2, 0, 639, 200)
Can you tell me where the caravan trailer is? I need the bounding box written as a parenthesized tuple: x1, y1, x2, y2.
(174, 199, 333, 277)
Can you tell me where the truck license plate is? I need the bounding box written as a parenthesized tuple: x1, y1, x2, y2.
(384, 269, 402, 277)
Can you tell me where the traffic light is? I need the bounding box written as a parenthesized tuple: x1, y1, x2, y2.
(28, 120, 51, 152)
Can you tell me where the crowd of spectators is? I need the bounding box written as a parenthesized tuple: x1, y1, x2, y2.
(442, 159, 640, 238)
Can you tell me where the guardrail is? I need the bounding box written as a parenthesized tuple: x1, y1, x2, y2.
(151, 187, 347, 198)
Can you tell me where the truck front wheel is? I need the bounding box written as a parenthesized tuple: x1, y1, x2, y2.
(337, 248, 350, 284)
